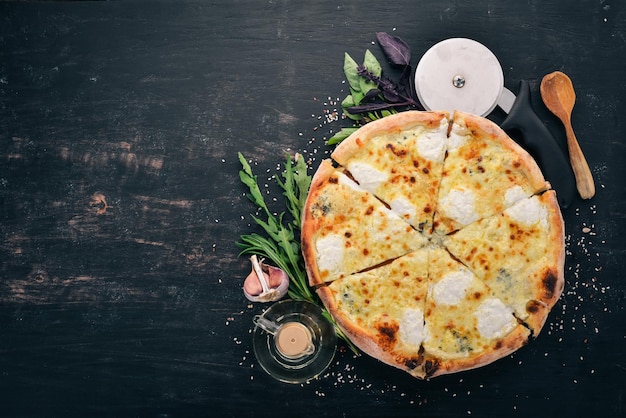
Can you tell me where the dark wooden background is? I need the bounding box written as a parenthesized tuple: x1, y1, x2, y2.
(1, 1, 624, 417)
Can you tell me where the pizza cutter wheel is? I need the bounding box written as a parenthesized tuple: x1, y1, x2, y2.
(414, 38, 576, 208)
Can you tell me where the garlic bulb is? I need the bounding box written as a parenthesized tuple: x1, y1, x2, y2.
(243, 255, 289, 302)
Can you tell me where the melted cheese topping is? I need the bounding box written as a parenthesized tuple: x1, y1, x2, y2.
(330, 115, 449, 233)
(443, 193, 556, 322)
(434, 114, 548, 235)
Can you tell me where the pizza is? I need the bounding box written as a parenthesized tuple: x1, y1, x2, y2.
(301, 110, 565, 379)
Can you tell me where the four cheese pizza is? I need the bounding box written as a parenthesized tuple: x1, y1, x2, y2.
(302, 110, 565, 379)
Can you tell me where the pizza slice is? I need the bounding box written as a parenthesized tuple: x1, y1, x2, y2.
(442, 191, 565, 334)
(332, 111, 449, 234)
(433, 111, 550, 235)
(316, 248, 430, 377)
(421, 247, 531, 378)
(301, 159, 428, 286)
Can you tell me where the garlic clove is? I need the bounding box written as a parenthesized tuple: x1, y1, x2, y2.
(266, 264, 288, 288)
(243, 255, 289, 302)
(243, 269, 269, 296)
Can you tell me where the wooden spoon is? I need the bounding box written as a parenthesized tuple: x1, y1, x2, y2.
(540, 71, 595, 199)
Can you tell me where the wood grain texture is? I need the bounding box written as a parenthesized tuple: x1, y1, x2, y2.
(1, 1, 625, 417)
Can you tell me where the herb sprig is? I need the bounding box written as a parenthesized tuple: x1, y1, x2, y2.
(328, 32, 422, 145)
(237, 152, 358, 354)
(237, 152, 313, 302)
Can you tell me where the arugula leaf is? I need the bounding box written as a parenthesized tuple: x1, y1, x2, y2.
(238, 152, 311, 298)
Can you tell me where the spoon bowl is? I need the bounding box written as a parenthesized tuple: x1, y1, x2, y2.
(540, 71, 595, 199)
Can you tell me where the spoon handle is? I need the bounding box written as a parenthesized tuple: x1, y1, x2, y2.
(564, 121, 595, 199)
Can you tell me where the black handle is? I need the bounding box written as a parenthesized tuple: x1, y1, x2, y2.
(500, 80, 576, 209)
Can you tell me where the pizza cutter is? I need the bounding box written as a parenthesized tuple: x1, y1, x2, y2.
(414, 38, 576, 209)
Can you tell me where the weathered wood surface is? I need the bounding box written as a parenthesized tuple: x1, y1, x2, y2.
(1, 1, 624, 417)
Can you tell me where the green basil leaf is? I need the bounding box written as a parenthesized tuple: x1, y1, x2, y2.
(343, 53, 361, 92)
(363, 49, 382, 77)
(359, 49, 381, 93)
(341, 94, 355, 108)
(349, 89, 365, 105)
(326, 127, 359, 145)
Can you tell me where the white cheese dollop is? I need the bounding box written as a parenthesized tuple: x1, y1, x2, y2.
(346, 162, 388, 192)
(416, 120, 448, 162)
(399, 308, 426, 346)
(388, 197, 417, 223)
(475, 298, 517, 339)
(315, 234, 344, 276)
(505, 195, 548, 227)
(446, 122, 470, 152)
(337, 171, 365, 191)
(439, 188, 479, 226)
(504, 185, 528, 207)
(431, 268, 473, 306)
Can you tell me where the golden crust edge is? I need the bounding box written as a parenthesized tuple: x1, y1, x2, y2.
(424, 325, 531, 378)
(331, 110, 450, 165)
(523, 189, 566, 336)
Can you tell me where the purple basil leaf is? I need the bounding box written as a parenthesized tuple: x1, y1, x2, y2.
(347, 103, 394, 114)
(398, 65, 412, 95)
(347, 101, 416, 114)
(383, 89, 403, 103)
(363, 88, 382, 102)
(376, 32, 411, 66)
